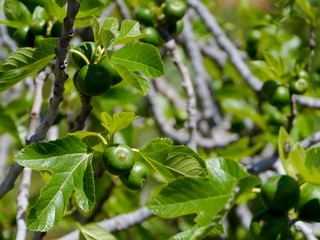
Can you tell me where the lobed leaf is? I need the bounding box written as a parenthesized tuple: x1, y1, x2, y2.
(115, 20, 146, 45)
(100, 111, 138, 135)
(14, 135, 95, 231)
(79, 223, 117, 240)
(139, 138, 206, 181)
(147, 177, 230, 219)
(2, 38, 57, 70)
(147, 158, 258, 230)
(111, 42, 164, 78)
(114, 64, 150, 95)
(4, 0, 31, 22)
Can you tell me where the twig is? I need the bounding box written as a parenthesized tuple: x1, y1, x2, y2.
(147, 81, 238, 148)
(300, 130, 320, 149)
(70, 93, 92, 132)
(294, 95, 320, 109)
(152, 77, 186, 110)
(16, 70, 47, 240)
(199, 41, 227, 69)
(287, 94, 297, 133)
(294, 221, 318, 240)
(181, 15, 222, 126)
(165, 39, 198, 150)
(58, 206, 154, 240)
(0, 0, 80, 199)
(187, 0, 262, 92)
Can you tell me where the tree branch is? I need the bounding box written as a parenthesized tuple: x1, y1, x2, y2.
(181, 14, 222, 126)
(16, 70, 47, 240)
(70, 93, 92, 132)
(0, 0, 80, 200)
(58, 206, 153, 240)
(165, 39, 198, 150)
(187, 0, 262, 92)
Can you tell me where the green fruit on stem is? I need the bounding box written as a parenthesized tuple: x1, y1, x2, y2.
(246, 30, 261, 58)
(134, 8, 156, 27)
(164, 0, 187, 24)
(120, 161, 148, 190)
(269, 85, 290, 108)
(72, 41, 96, 68)
(250, 210, 289, 240)
(97, 57, 122, 85)
(168, 19, 184, 36)
(298, 70, 309, 81)
(102, 144, 135, 175)
(297, 182, 320, 222)
(50, 21, 63, 37)
(289, 78, 308, 94)
(260, 175, 299, 213)
(262, 80, 290, 108)
(141, 27, 162, 46)
(13, 26, 35, 47)
(262, 80, 278, 99)
(76, 64, 112, 96)
(72, 70, 80, 90)
(30, 19, 47, 36)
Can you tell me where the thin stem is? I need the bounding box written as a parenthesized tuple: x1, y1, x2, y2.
(187, 0, 262, 92)
(165, 39, 198, 150)
(68, 49, 90, 65)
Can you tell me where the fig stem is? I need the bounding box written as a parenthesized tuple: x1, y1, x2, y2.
(69, 49, 90, 65)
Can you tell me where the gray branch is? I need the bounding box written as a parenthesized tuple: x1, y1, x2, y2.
(181, 14, 222, 126)
(0, 0, 80, 200)
(16, 70, 47, 240)
(294, 95, 320, 109)
(58, 206, 153, 240)
(165, 39, 198, 150)
(187, 0, 262, 92)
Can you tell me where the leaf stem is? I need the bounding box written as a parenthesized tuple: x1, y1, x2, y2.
(69, 49, 90, 65)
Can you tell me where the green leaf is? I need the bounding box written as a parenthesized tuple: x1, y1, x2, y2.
(92, 17, 118, 47)
(71, 131, 106, 152)
(169, 222, 224, 240)
(100, 112, 138, 135)
(139, 138, 206, 181)
(114, 64, 150, 95)
(295, 0, 318, 23)
(147, 157, 258, 227)
(44, 0, 66, 23)
(166, 146, 206, 176)
(206, 158, 260, 197)
(278, 127, 320, 184)
(14, 135, 95, 231)
(55, 0, 67, 8)
(4, 0, 31, 22)
(2, 38, 57, 70)
(79, 223, 116, 240)
(75, 1, 109, 28)
(278, 127, 301, 179)
(115, 20, 146, 45)
(92, 16, 101, 45)
(147, 176, 229, 218)
(111, 42, 164, 78)
(0, 38, 56, 92)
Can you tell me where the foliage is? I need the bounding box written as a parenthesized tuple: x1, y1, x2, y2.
(1, 0, 320, 239)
